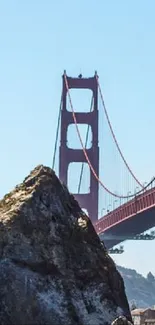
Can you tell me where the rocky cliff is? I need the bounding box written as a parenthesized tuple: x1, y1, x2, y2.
(0, 165, 132, 325)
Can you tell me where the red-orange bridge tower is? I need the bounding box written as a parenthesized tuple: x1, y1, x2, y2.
(59, 71, 99, 223)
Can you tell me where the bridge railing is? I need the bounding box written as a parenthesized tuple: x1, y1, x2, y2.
(94, 186, 155, 234)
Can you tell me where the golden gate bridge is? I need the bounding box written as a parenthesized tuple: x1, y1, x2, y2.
(52, 71, 155, 253)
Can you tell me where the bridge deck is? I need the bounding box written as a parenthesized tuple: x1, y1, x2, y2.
(94, 187, 155, 248)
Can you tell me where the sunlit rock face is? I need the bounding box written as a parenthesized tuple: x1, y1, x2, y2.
(0, 165, 132, 325)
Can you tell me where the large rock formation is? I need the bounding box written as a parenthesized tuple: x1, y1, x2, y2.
(0, 165, 132, 325)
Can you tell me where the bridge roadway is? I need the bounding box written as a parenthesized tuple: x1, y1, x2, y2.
(94, 186, 155, 249)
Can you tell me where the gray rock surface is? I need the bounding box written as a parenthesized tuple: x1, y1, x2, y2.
(0, 165, 132, 325)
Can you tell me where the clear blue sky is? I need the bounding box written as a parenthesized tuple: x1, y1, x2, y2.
(0, 0, 155, 276)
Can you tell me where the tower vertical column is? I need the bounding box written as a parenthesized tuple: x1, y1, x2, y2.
(59, 72, 99, 223)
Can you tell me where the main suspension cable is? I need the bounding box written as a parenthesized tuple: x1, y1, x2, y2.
(96, 75, 143, 188)
(64, 73, 152, 199)
(78, 95, 94, 193)
(52, 94, 62, 170)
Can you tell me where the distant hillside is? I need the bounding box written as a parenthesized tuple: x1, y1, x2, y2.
(117, 265, 155, 308)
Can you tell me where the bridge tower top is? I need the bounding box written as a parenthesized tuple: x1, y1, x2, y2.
(59, 71, 99, 222)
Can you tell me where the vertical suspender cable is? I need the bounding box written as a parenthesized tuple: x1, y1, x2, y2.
(52, 94, 62, 170)
(96, 76, 143, 188)
(64, 73, 152, 199)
